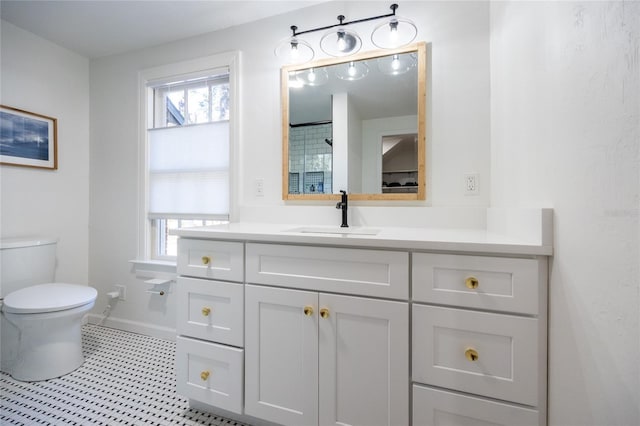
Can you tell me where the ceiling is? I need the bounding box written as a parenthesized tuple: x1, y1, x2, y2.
(0, 0, 327, 58)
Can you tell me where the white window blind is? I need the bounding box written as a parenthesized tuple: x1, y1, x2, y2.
(148, 121, 229, 220)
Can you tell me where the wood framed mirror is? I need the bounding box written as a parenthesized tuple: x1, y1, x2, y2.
(282, 42, 426, 201)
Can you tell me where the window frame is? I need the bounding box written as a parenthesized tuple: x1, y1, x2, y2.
(137, 52, 240, 262)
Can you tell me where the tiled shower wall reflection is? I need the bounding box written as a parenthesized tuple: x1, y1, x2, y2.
(289, 123, 332, 194)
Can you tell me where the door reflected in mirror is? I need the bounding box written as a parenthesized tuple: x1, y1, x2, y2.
(382, 133, 418, 194)
(282, 42, 426, 201)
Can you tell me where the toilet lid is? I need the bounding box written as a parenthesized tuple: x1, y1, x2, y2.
(2, 283, 98, 314)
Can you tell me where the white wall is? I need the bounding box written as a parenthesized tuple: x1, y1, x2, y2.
(490, 2, 640, 425)
(88, 0, 490, 335)
(347, 92, 362, 193)
(0, 21, 90, 286)
(333, 92, 349, 192)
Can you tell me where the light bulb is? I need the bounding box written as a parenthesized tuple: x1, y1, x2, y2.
(337, 31, 347, 52)
(348, 62, 357, 77)
(389, 19, 399, 40)
(290, 41, 299, 59)
(307, 69, 316, 83)
(391, 55, 400, 70)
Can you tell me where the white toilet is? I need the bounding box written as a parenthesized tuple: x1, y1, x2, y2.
(0, 237, 97, 382)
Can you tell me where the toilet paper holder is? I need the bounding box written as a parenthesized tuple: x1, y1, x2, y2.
(145, 278, 172, 296)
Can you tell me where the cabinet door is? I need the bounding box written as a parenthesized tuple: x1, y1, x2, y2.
(413, 384, 540, 426)
(412, 253, 541, 315)
(413, 305, 539, 407)
(176, 336, 243, 415)
(246, 243, 409, 300)
(245, 285, 319, 426)
(177, 239, 244, 281)
(176, 277, 243, 347)
(318, 294, 409, 426)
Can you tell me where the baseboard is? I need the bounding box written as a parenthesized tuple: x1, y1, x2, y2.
(87, 314, 176, 341)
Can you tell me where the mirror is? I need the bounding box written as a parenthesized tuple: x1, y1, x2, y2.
(282, 42, 426, 201)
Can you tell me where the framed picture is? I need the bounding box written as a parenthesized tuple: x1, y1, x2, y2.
(0, 105, 57, 170)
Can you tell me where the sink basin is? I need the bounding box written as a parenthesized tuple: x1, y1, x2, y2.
(284, 226, 380, 236)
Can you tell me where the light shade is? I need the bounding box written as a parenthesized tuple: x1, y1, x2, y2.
(320, 27, 362, 57)
(335, 61, 369, 81)
(377, 53, 417, 75)
(296, 67, 329, 86)
(148, 121, 229, 219)
(274, 36, 314, 64)
(371, 16, 417, 49)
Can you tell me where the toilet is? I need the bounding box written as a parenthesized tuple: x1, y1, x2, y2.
(0, 237, 97, 382)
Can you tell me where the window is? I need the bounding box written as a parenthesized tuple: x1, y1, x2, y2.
(139, 53, 238, 261)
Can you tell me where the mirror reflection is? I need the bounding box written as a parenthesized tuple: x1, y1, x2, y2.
(282, 43, 425, 200)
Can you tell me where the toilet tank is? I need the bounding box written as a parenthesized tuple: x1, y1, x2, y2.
(0, 238, 57, 297)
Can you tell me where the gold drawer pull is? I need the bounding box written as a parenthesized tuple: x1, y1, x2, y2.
(202, 307, 212, 316)
(465, 276, 479, 289)
(465, 348, 479, 362)
(303, 306, 314, 316)
(201, 256, 211, 265)
(320, 308, 330, 319)
(200, 370, 210, 381)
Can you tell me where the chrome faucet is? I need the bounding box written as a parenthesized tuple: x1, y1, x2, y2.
(336, 190, 348, 228)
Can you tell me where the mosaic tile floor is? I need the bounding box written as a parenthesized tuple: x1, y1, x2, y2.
(0, 324, 247, 425)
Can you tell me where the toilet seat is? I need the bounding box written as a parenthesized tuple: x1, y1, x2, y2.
(3, 283, 97, 314)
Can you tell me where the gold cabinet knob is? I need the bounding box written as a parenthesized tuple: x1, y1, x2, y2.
(465, 276, 479, 289)
(201, 256, 211, 265)
(202, 307, 212, 316)
(465, 348, 479, 362)
(320, 308, 330, 319)
(303, 306, 314, 316)
(200, 370, 210, 381)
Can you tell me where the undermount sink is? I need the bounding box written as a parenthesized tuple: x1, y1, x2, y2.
(284, 226, 380, 236)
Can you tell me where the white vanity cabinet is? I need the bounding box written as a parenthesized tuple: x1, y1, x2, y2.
(175, 239, 245, 415)
(412, 252, 548, 426)
(244, 243, 410, 426)
(244, 284, 409, 426)
(173, 220, 550, 426)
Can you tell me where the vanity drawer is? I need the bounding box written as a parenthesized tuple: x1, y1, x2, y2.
(177, 277, 243, 347)
(413, 384, 540, 426)
(412, 253, 541, 315)
(413, 305, 539, 407)
(177, 239, 244, 282)
(176, 336, 243, 415)
(246, 243, 409, 300)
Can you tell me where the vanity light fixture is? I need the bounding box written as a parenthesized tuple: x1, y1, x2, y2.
(275, 3, 417, 64)
(295, 67, 329, 86)
(377, 52, 417, 75)
(371, 14, 417, 49)
(336, 61, 369, 81)
(274, 32, 315, 64)
(320, 26, 362, 57)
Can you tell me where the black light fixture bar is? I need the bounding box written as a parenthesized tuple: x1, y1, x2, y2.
(289, 4, 399, 37)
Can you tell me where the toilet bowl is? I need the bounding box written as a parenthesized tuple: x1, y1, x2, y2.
(0, 238, 98, 382)
(1, 283, 97, 381)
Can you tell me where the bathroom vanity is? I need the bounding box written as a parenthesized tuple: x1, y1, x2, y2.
(174, 218, 551, 426)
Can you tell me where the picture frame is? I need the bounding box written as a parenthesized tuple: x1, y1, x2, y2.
(0, 105, 58, 170)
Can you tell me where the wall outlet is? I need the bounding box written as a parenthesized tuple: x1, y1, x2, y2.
(464, 173, 479, 195)
(115, 285, 126, 301)
(255, 178, 265, 197)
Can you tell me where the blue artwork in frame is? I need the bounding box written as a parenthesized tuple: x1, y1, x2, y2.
(0, 105, 57, 170)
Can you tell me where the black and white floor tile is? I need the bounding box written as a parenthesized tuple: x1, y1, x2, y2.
(0, 324, 247, 425)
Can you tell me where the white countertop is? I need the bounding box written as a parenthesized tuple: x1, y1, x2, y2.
(173, 222, 553, 256)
